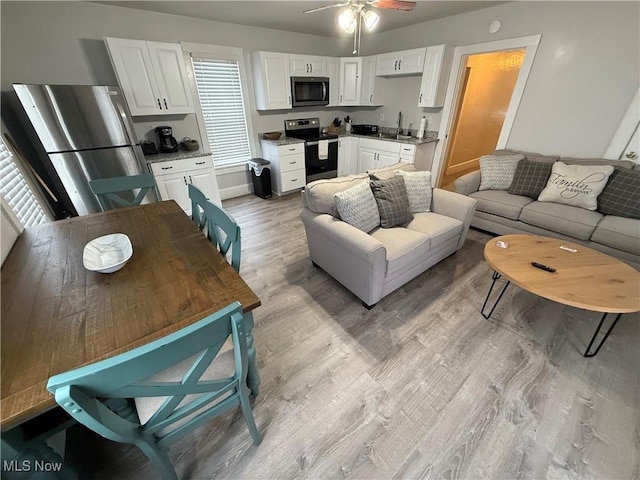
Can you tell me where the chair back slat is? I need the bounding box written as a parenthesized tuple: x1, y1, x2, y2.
(89, 173, 158, 210)
(188, 184, 242, 272)
(46, 301, 261, 479)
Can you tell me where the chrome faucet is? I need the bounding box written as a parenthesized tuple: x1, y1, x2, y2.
(396, 111, 402, 135)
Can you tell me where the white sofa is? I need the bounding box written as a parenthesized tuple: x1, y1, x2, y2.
(300, 163, 478, 308)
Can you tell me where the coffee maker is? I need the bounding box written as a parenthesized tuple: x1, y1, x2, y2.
(155, 126, 179, 153)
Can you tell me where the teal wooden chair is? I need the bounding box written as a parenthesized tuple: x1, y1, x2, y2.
(188, 184, 242, 272)
(46, 302, 261, 480)
(89, 173, 158, 210)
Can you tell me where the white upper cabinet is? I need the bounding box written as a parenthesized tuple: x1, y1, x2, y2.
(251, 51, 292, 110)
(289, 54, 327, 77)
(418, 44, 453, 108)
(376, 48, 426, 76)
(360, 56, 386, 106)
(339, 57, 362, 106)
(105, 37, 194, 116)
(326, 57, 340, 107)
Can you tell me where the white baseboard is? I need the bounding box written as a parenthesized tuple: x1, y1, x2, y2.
(220, 183, 252, 200)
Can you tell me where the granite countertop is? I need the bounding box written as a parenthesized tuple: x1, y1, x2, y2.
(144, 149, 209, 164)
(258, 131, 438, 146)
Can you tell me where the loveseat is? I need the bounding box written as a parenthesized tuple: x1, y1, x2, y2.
(454, 149, 640, 267)
(300, 163, 477, 308)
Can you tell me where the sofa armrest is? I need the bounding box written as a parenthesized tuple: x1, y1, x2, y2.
(300, 208, 387, 305)
(454, 170, 481, 195)
(431, 188, 478, 250)
(300, 208, 386, 263)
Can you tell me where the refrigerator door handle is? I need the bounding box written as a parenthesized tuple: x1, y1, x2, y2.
(112, 95, 138, 146)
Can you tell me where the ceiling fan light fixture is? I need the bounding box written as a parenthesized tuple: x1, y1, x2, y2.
(338, 7, 357, 33)
(363, 10, 380, 31)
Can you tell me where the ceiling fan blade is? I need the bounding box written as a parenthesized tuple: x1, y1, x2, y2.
(369, 0, 416, 11)
(303, 2, 350, 14)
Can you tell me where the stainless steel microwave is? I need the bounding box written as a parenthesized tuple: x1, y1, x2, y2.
(291, 77, 329, 107)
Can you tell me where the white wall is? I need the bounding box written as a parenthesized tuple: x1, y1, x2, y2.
(2, 1, 638, 199)
(1, 203, 21, 265)
(364, 1, 640, 157)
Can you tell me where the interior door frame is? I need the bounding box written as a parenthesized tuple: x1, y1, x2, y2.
(431, 34, 542, 186)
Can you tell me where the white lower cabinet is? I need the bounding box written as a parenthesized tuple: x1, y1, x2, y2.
(357, 138, 401, 172)
(149, 155, 221, 215)
(260, 141, 306, 195)
(399, 144, 416, 163)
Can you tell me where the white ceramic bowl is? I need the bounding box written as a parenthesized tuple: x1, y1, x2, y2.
(83, 233, 133, 273)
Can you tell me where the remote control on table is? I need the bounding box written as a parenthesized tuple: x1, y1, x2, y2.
(531, 262, 556, 273)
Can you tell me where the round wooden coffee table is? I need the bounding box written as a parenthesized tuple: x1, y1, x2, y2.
(481, 234, 640, 357)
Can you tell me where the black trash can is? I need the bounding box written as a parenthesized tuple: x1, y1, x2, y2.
(248, 158, 272, 199)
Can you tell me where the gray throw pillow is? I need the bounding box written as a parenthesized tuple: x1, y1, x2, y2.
(369, 176, 413, 228)
(508, 159, 553, 198)
(538, 162, 614, 210)
(334, 180, 380, 233)
(597, 168, 640, 219)
(395, 170, 432, 213)
(478, 154, 524, 191)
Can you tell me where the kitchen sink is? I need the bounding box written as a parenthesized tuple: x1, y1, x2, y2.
(375, 132, 413, 140)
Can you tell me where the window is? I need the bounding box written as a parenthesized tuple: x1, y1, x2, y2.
(0, 136, 48, 228)
(192, 56, 252, 168)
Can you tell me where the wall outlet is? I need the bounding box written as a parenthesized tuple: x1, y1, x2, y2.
(380, 113, 385, 121)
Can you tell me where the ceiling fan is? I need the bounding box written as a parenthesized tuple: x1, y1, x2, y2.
(304, 0, 417, 54)
(303, 0, 417, 14)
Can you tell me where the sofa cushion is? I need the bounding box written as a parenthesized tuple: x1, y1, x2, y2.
(368, 161, 416, 180)
(334, 180, 380, 233)
(395, 170, 432, 213)
(404, 212, 463, 250)
(597, 168, 640, 219)
(508, 159, 553, 198)
(478, 154, 524, 191)
(370, 176, 413, 228)
(305, 173, 369, 217)
(560, 157, 635, 170)
(520, 201, 603, 240)
(591, 215, 640, 255)
(369, 227, 430, 279)
(469, 190, 534, 220)
(492, 149, 559, 164)
(538, 162, 614, 210)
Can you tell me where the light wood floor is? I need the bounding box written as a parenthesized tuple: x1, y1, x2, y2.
(66, 193, 640, 480)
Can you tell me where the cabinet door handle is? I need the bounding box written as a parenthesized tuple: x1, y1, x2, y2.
(183, 176, 188, 185)
(161, 166, 173, 170)
(288, 96, 291, 105)
(419, 93, 423, 103)
(310, 64, 313, 73)
(370, 94, 372, 103)
(195, 161, 206, 165)
(164, 99, 168, 109)
(394, 60, 398, 70)
(288, 148, 296, 151)
(157, 98, 162, 110)
(189, 175, 193, 183)
(289, 161, 296, 164)
(398, 60, 402, 70)
(340, 94, 342, 102)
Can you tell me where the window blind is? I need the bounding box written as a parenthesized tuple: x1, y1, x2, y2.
(0, 137, 47, 228)
(192, 58, 251, 167)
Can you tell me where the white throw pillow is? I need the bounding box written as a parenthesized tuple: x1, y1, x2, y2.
(538, 161, 615, 210)
(478, 154, 524, 190)
(334, 180, 380, 233)
(395, 170, 432, 213)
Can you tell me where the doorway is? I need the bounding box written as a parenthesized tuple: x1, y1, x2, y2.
(439, 49, 525, 189)
(431, 35, 542, 188)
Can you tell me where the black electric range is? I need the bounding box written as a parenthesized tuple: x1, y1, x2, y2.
(284, 118, 338, 183)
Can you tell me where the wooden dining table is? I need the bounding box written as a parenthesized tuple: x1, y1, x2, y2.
(1, 200, 261, 431)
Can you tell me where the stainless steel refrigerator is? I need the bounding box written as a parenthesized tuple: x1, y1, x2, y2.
(13, 84, 150, 215)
